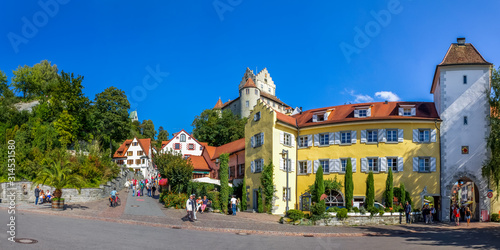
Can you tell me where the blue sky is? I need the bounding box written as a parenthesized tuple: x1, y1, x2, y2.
(1, 0, 499, 138)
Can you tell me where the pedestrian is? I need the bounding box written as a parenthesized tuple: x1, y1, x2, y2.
(34, 185, 40, 205)
(146, 182, 151, 197)
(40, 190, 45, 204)
(430, 205, 436, 223)
(132, 183, 136, 196)
(191, 194, 198, 220)
(453, 205, 460, 226)
(136, 183, 141, 196)
(465, 206, 471, 226)
(186, 195, 194, 222)
(124, 180, 130, 193)
(230, 195, 237, 216)
(405, 201, 412, 224)
(152, 185, 156, 198)
(140, 181, 145, 196)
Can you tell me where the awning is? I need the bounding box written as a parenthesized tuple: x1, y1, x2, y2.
(193, 171, 210, 174)
(192, 177, 232, 187)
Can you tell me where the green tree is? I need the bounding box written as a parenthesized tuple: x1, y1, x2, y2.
(484, 66, 500, 196)
(12, 60, 59, 99)
(314, 166, 325, 203)
(192, 109, 246, 146)
(365, 172, 375, 208)
(140, 119, 156, 140)
(93, 87, 131, 152)
(154, 151, 193, 193)
(219, 153, 230, 214)
(53, 110, 78, 146)
(385, 168, 394, 208)
(399, 183, 406, 206)
(0, 70, 8, 97)
(257, 187, 263, 213)
(344, 158, 354, 210)
(157, 126, 169, 145)
(241, 177, 247, 211)
(32, 157, 85, 198)
(260, 160, 275, 213)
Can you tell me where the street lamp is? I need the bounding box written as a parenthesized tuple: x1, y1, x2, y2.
(281, 149, 289, 213)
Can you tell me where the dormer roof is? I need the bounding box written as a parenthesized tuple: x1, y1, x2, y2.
(242, 78, 257, 89)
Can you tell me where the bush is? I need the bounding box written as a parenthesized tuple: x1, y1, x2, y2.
(163, 192, 188, 209)
(368, 207, 379, 217)
(393, 205, 404, 213)
(379, 210, 385, 216)
(384, 207, 392, 212)
(286, 209, 305, 221)
(327, 206, 340, 213)
(336, 208, 348, 220)
(207, 191, 220, 211)
(359, 206, 367, 215)
(491, 213, 500, 222)
(311, 200, 326, 216)
(353, 207, 360, 213)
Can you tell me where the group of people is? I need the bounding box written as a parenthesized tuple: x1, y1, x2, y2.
(185, 194, 213, 222)
(422, 204, 437, 224)
(125, 178, 158, 198)
(452, 204, 472, 226)
(34, 186, 52, 205)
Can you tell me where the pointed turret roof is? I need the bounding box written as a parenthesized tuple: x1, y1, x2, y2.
(213, 97, 223, 109)
(242, 78, 257, 88)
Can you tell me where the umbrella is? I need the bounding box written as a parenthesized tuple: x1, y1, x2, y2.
(159, 178, 168, 186)
(463, 201, 473, 205)
(192, 177, 233, 187)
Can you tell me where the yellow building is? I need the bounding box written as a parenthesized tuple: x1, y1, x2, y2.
(245, 100, 441, 215)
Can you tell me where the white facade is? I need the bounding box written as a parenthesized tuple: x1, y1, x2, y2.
(435, 64, 491, 221)
(116, 138, 153, 178)
(161, 130, 204, 157)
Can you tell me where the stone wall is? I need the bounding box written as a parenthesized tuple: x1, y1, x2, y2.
(0, 168, 134, 204)
(314, 212, 422, 226)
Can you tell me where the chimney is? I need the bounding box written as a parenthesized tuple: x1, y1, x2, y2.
(384, 100, 388, 104)
(457, 37, 466, 45)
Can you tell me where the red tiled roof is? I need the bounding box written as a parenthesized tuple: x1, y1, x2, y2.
(211, 138, 245, 160)
(242, 78, 256, 88)
(204, 145, 217, 158)
(221, 97, 239, 109)
(295, 102, 439, 127)
(137, 138, 151, 156)
(160, 129, 201, 150)
(213, 98, 224, 109)
(187, 155, 210, 171)
(431, 41, 492, 93)
(113, 139, 132, 158)
(260, 92, 289, 107)
(276, 112, 297, 127)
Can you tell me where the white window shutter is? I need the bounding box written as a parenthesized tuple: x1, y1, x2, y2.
(251, 136, 255, 148)
(307, 135, 312, 147)
(314, 160, 319, 173)
(413, 129, 419, 142)
(329, 132, 335, 145)
(291, 160, 295, 172)
(431, 129, 437, 142)
(367, 108, 371, 117)
(291, 134, 295, 147)
(251, 161, 255, 173)
(335, 132, 340, 145)
(413, 157, 419, 172)
(351, 158, 356, 172)
(430, 157, 436, 172)
(307, 160, 312, 174)
(411, 108, 416, 116)
(378, 129, 386, 143)
(261, 159, 264, 168)
(398, 129, 404, 143)
(329, 159, 335, 173)
(361, 158, 367, 172)
(351, 130, 357, 144)
(398, 157, 404, 172)
(314, 134, 319, 146)
(354, 109, 359, 118)
(380, 157, 387, 172)
(279, 158, 284, 171)
(261, 133, 264, 144)
(335, 159, 341, 172)
(398, 108, 404, 116)
(323, 113, 328, 121)
(361, 130, 367, 143)
(280, 131, 284, 145)
(312, 114, 318, 122)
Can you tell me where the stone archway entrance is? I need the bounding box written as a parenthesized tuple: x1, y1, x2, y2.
(450, 177, 480, 221)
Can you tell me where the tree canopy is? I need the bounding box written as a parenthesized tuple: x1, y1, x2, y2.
(192, 109, 246, 146)
(154, 151, 193, 193)
(484, 66, 500, 196)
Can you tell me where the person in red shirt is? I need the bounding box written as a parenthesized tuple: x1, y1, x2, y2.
(453, 205, 460, 226)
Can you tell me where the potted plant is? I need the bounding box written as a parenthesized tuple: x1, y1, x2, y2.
(33, 159, 84, 211)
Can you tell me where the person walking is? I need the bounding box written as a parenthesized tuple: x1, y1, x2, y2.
(186, 194, 195, 222)
(192, 194, 198, 220)
(152, 185, 156, 198)
(140, 181, 145, 197)
(132, 183, 136, 196)
(405, 201, 412, 224)
(230, 195, 237, 216)
(146, 182, 151, 197)
(453, 205, 460, 226)
(430, 205, 436, 223)
(34, 186, 40, 205)
(465, 206, 471, 226)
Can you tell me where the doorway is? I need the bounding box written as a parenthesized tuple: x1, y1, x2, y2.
(450, 178, 479, 221)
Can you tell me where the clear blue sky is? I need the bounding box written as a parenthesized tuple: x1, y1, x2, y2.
(1, 1, 499, 138)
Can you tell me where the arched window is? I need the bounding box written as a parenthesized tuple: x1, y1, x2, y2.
(325, 190, 344, 207)
(180, 134, 186, 142)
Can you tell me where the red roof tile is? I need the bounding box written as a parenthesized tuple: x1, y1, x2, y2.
(213, 98, 224, 109)
(242, 78, 256, 88)
(187, 155, 210, 171)
(260, 92, 290, 107)
(276, 112, 297, 127)
(211, 138, 245, 160)
(113, 139, 132, 158)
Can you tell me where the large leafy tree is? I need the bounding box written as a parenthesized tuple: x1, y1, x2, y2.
(92, 87, 131, 150)
(53, 110, 78, 146)
(260, 160, 275, 213)
(12, 60, 59, 99)
(0, 70, 8, 97)
(154, 151, 193, 193)
(140, 119, 156, 140)
(192, 109, 246, 146)
(157, 126, 169, 142)
(344, 158, 354, 210)
(484, 66, 500, 196)
(219, 153, 230, 214)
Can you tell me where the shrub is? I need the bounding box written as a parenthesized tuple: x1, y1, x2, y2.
(286, 209, 305, 221)
(379, 210, 385, 216)
(163, 192, 188, 209)
(393, 205, 404, 213)
(257, 187, 263, 213)
(336, 208, 348, 220)
(385, 207, 392, 212)
(207, 191, 220, 211)
(312, 200, 326, 216)
(353, 207, 360, 213)
(368, 207, 379, 217)
(491, 213, 500, 222)
(326, 207, 336, 213)
(359, 206, 367, 215)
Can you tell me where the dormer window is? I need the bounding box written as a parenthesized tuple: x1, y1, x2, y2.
(180, 134, 186, 142)
(312, 112, 327, 122)
(399, 105, 416, 116)
(354, 106, 371, 118)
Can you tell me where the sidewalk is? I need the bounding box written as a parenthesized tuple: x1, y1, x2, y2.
(3, 192, 499, 237)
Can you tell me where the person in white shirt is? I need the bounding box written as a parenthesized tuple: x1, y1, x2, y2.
(230, 195, 238, 216)
(186, 194, 195, 222)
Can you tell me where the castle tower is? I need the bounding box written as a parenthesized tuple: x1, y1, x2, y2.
(432, 38, 492, 221)
(240, 78, 260, 118)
